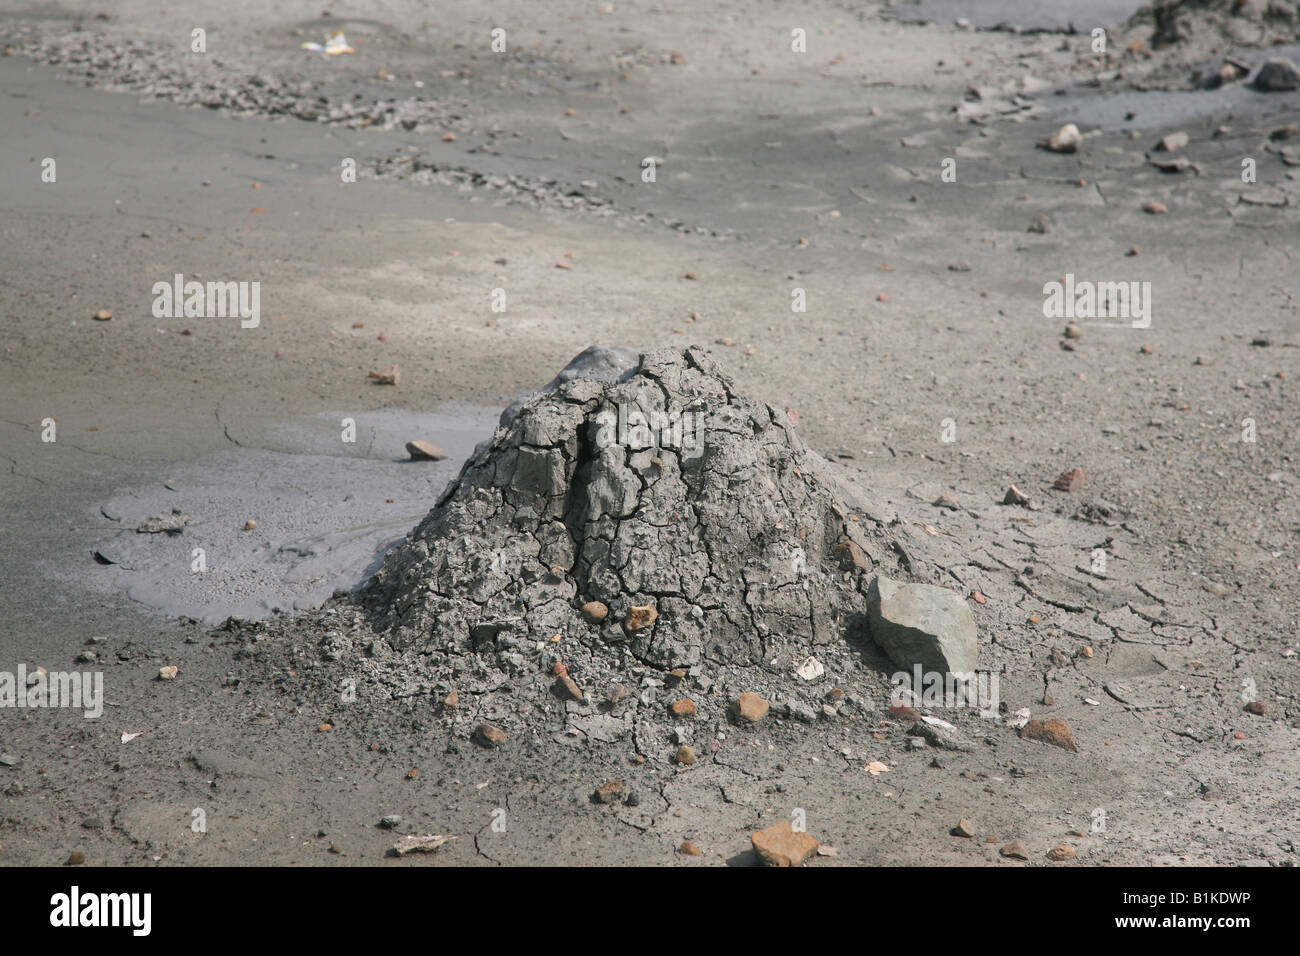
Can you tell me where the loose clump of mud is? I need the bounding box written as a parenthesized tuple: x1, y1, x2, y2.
(239, 346, 914, 742)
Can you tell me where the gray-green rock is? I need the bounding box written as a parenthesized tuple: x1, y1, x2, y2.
(866, 574, 978, 674)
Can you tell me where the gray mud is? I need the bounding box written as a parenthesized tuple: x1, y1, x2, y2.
(0, 0, 1297, 868)
(84, 404, 500, 623)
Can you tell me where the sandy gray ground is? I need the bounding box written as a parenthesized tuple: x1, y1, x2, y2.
(0, 0, 1297, 866)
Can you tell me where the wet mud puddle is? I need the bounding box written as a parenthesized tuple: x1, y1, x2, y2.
(84, 403, 503, 624)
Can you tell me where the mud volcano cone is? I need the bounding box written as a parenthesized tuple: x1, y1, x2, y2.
(360, 346, 898, 669)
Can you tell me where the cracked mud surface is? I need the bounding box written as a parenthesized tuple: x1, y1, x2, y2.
(359, 346, 898, 664)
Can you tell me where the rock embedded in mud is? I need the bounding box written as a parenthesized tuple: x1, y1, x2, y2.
(888, 702, 921, 721)
(866, 574, 978, 675)
(1053, 468, 1087, 492)
(553, 675, 584, 702)
(368, 364, 400, 386)
(1220, 56, 1250, 82)
(1157, 131, 1188, 152)
(669, 698, 697, 718)
(999, 841, 1029, 861)
(674, 745, 696, 765)
(751, 821, 819, 867)
(1046, 123, 1081, 153)
(1047, 844, 1076, 861)
(911, 716, 973, 752)
(136, 510, 187, 534)
(794, 656, 824, 681)
(390, 834, 454, 857)
(734, 692, 770, 723)
(405, 440, 447, 461)
(580, 601, 608, 623)
(835, 539, 870, 573)
(1254, 57, 1300, 92)
(785, 697, 818, 723)
(592, 780, 624, 804)
(474, 724, 508, 748)
(622, 603, 658, 634)
(1019, 717, 1078, 753)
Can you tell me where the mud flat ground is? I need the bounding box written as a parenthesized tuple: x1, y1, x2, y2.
(0, 0, 1297, 866)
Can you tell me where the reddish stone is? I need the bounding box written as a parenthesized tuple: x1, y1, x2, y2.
(1000, 841, 1029, 860)
(888, 703, 921, 722)
(554, 675, 584, 702)
(734, 692, 770, 723)
(669, 698, 697, 718)
(751, 821, 819, 867)
(474, 724, 507, 748)
(1019, 717, 1079, 753)
(580, 601, 608, 623)
(592, 780, 624, 805)
(1054, 468, 1087, 492)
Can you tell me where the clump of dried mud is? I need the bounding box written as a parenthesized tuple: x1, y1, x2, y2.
(235, 346, 917, 743)
(360, 345, 897, 667)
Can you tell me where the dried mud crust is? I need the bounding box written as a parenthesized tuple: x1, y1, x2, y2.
(227, 346, 919, 747)
(358, 345, 900, 662)
(337, 346, 916, 723)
